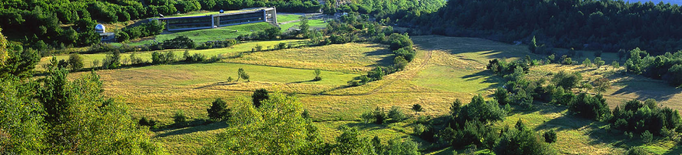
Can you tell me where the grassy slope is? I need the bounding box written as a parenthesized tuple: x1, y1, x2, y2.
(56, 34, 682, 154)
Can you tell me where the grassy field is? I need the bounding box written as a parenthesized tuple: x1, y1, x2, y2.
(277, 14, 302, 23)
(54, 35, 682, 154)
(38, 40, 304, 71)
(280, 19, 328, 32)
(223, 43, 394, 72)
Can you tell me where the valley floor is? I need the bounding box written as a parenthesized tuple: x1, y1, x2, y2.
(52, 35, 682, 154)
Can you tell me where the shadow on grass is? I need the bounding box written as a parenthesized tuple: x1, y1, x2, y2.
(154, 121, 228, 138)
(461, 70, 504, 92)
(607, 74, 682, 102)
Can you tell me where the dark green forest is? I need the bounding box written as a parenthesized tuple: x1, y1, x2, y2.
(389, 0, 682, 55)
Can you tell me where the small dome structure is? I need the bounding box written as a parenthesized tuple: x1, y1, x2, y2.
(95, 24, 105, 33)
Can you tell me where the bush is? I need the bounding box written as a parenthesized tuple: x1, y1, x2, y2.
(543, 130, 557, 143)
(67, 53, 84, 71)
(388, 106, 407, 122)
(568, 93, 610, 120)
(412, 104, 423, 112)
(313, 69, 322, 81)
(207, 98, 231, 121)
(173, 110, 188, 126)
(552, 71, 582, 90)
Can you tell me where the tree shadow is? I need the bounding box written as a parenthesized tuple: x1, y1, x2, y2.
(461, 70, 504, 92)
(363, 49, 395, 67)
(154, 121, 228, 138)
(606, 74, 682, 102)
(289, 80, 317, 84)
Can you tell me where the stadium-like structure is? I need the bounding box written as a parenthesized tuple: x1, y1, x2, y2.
(155, 7, 277, 31)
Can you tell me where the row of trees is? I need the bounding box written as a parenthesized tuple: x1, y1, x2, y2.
(624, 48, 682, 87)
(403, 0, 682, 55)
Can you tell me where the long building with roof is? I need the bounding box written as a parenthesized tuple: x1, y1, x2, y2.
(154, 7, 278, 32)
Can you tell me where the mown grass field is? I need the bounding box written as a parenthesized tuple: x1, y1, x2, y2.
(277, 14, 302, 23)
(279, 19, 328, 32)
(52, 35, 682, 154)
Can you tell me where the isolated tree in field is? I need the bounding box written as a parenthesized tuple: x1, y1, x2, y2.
(299, 15, 310, 36)
(528, 36, 537, 53)
(174, 110, 188, 126)
(593, 78, 611, 94)
(594, 57, 605, 69)
(237, 68, 250, 82)
(612, 61, 620, 70)
(552, 71, 582, 90)
(207, 98, 231, 121)
(67, 53, 84, 71)
(252, 88, 269, 108)
(388, 106, 406, 122)
(583, 58, 592, 68)
(313, 69, 322, 81)
(412, 104, 423, 113)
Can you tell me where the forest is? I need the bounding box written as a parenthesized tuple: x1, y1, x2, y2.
(387, 0, 682, 55)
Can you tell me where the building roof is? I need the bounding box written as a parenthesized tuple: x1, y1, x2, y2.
(95, 24, 105, 30)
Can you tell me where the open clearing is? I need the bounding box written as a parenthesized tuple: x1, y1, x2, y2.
(55, 35, 682, 154)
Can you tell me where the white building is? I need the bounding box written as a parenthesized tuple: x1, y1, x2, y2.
(95, 24, 106, 33)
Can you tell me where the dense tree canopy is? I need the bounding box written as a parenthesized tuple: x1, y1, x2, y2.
(405, 0, 682, 55)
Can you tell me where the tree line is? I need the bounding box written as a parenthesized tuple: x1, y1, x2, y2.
(391, 0, 682, 56)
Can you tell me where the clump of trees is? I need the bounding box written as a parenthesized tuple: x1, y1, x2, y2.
(610, 99, 681, 137)
(117, 20, 165, 42)
(624, 48, 682, 87)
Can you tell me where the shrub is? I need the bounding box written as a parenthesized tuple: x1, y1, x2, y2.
(207, 98, 231, 121)
(411, 104, 423, 112)
(373, 107, 388, 124)
(568, 93, 610, 120)
(67, 53, 84, 71)
(552, 71, 582, 90)
(313, 69, 322, 81)
(173, 110, 188, 126)
(388, 106, 406, 122)
(543, 130, 557, 143)
(494, 87, 510, 105)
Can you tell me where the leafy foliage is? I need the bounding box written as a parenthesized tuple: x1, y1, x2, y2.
(207, 98, 231, 121)
(199, 92, 325, 154)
